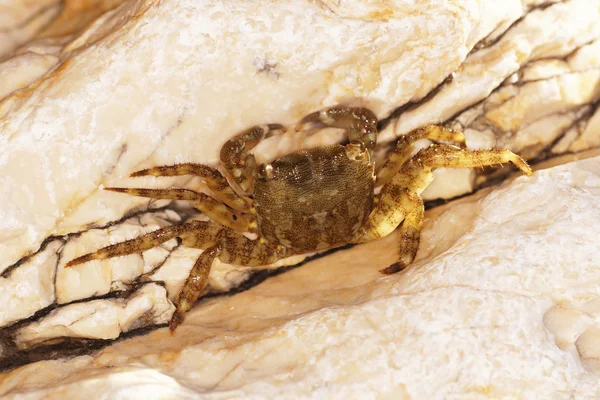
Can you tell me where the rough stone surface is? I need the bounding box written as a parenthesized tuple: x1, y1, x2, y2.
(0, 0, 599, 395)
(1, 155, 599, 398)
(0, 240, 60, 327)
(3, 0, 599, 275)
(15, 283, 174, 349)
(0, 0, 60, 58)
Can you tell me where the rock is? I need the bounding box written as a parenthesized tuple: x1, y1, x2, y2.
(412, 0, 600, 200)
(37, 0, 129, 39)
(1, 153, 600, 398)
(0, 240, 60, 327)
(1, 0, 599, 393)
(55, 209, 182, 305)
(5, 0, 600, 274)
(0, 0, 61, 58)
(15, 283, 174, 349)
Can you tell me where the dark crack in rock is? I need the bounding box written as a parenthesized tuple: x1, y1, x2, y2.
(1, 0, 599, 377)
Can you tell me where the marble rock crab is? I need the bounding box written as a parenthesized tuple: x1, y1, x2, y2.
(66, 107, 531, 331)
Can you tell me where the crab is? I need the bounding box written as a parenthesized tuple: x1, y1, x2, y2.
(66, 106, 532, 331)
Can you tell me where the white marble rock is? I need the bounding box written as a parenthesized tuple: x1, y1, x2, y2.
(15, 283, 174, 349)
(1, 152, 600, 399)
(0, 240, 61, 327)
(0, 0, 597, 331)
(416, 0, 600, 200)
(2, 0, 598, 275)
(0, 0, 600, 396)
(0, 0, 61, 58)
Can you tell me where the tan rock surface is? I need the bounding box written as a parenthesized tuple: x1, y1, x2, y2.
(15, 283, 173, 349)
(0, 0, 60, 58)
(1, 154, 600, 399)
(4, 0, 599, 275)
(1, 0, 599, 391)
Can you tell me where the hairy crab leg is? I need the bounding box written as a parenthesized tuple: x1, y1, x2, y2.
(104, 187, 257, 233)
(171, 230, 289, 331)
(298, 107, 378, 156)
(130, 163, 254, 213)
(170, 245, 219, 331)
(379, 195, 424, 275)
(359, 143, 532, 272)
(220, 124, 286, 193)
(414, 144, 532, 174)
(359, 185, 423, 242)
(65, 218, 290, 332)
(65, 220, 222, 268)
(375, 125, 467, 187)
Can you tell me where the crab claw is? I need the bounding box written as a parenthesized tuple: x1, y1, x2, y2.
(297, 107, 378, 155)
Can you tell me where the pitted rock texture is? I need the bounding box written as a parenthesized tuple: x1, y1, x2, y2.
(1, 155, 600, 398)
(2, 0, 599, 276)
(0, 0, 599, 384)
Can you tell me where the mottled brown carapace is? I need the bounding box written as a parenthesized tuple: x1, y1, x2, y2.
(66, 107, 532, 331)
(254, 145, 374, 253)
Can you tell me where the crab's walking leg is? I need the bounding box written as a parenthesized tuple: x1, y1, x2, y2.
(412, 144, 532, 174)
(220, 124, 286, 193)
(65, 219, 289, 332)
(65, 220, 222, 268)
(130, 163, 253, 213)
(298, 107, 378, 155)
(359, 184, 424, 242)
(170, 230, 289, 331)
(376, 125, 467, 187)
(360, 144, 531, 273)
(104, 187, 256, 233)
(170, 245, 218, 331)
(379, 195, 424, 274)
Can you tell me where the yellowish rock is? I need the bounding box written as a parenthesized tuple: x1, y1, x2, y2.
(0, 0, 60, 57)
(1, 0, 600, 396)
(6, 0, 592, 273)
(15, 283, 174, 349)
(2, 155, 600, 398)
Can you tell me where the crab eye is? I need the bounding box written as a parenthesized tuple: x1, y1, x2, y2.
(257, 163, 274, 180)
(345, 143, 368, 162)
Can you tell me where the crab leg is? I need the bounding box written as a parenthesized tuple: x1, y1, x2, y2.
(65, 220, 222, 268)
(65, 218, 289, 332)
(359, 184, 424, 242)
(220, 124, 286, 193)
(298, 107, 378, 155)
(104, 187, 256, 233)
(170, 245, 219, 331)
(130, 163, 253, 213)
(375, 125, 467, 187)
(412, 144, 532, 175)
(170, 229, 289, 331)
(360, 143, 531, 272)
(379, 195, 424, 275)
